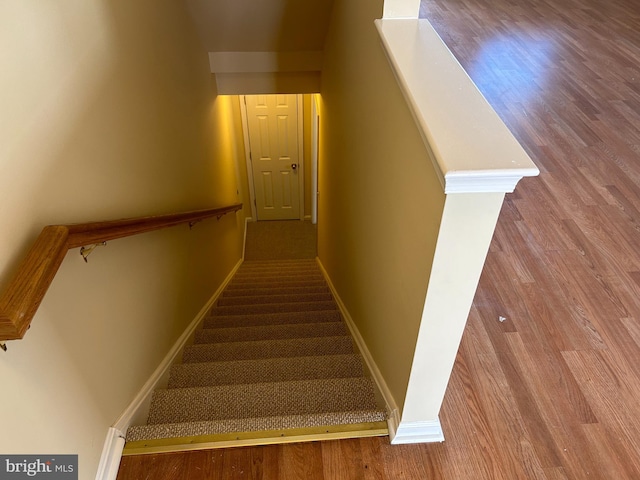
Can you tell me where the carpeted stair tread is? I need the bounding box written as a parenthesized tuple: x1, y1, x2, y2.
(235, 264, 320, 272)
(203, 310, 342, 329)
(230, 270, 322, 284)
(224, 279, 328, 290)
(228, 264, 322, 276)
(236, 264, 321, 276)
(229, 274, 325, 285)
(217, 292, 333, 306)
(240, 259, 317, 265)
(221, 285, 330, 297)
(182, 336, 354, 363)
(194, 322, 347, 344)
(126, 409, 386, 442)
(229, 275, 324, 285)
(211, 300, 338, 316)
(146, 377, 380, 424)
(242, 259, 318, 266)
(168, 354, 365, 388)
(233, 270, 321, 279)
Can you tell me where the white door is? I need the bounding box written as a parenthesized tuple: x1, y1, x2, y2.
(245, 94, 301, 220)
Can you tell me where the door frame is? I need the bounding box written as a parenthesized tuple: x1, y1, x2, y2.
(311, 94, 319, 225)
(240, 94, 305, 221)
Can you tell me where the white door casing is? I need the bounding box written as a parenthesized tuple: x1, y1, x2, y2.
(244, 94, 302, 220)
(311, 93, 319, 225)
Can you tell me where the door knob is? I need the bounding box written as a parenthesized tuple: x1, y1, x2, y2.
(291, 163, 298, 170)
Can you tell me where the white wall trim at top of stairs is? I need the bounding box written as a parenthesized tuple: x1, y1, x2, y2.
(95, 258, 243, 480)
(316, 258, 445, 445)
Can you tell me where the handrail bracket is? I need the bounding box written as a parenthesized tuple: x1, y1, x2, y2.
(80, 242, 107, 263)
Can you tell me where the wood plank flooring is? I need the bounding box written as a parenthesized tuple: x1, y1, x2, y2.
(117, 0, 640, 477)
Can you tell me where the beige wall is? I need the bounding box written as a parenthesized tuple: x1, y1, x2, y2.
(185, 0, 334, 52)
(0, 1, 246, 477)
(319, 0, 446, 412)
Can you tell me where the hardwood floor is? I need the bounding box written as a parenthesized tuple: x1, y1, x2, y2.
(117, 0, 640, 477)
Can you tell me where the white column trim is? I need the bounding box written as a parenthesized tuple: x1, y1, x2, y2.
(402, 193, 504, 425)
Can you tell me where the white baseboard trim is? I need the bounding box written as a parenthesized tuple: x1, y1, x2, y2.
(315, 258, 400, 441)
(113, 258, 243, 433)
(94, 427, 126, 480)
(391, 418, 444, 444)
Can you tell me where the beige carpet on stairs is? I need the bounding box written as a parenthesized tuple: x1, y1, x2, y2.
(125, 221, 387, 446)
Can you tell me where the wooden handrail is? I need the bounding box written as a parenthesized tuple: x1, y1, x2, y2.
(0, 203, 243, 341)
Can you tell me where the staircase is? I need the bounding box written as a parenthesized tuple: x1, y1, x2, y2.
(124, 258, 387, 453)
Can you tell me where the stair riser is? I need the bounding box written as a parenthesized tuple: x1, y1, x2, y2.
(217, 293, 333, 307)
(221, 286, 330, 297)
(239, 261, 317, 269)
(182, 336, 354, 363)
(236, 266, 321, 278)
(203, 310, 342, 329)
(168, 354, 365, 388)
(211, 301, 337, 316)
(194, 322, 347, 344)
(229, 276, 325, 286)
(224, 280, 328, 290)
(242, 260, 317, 266)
